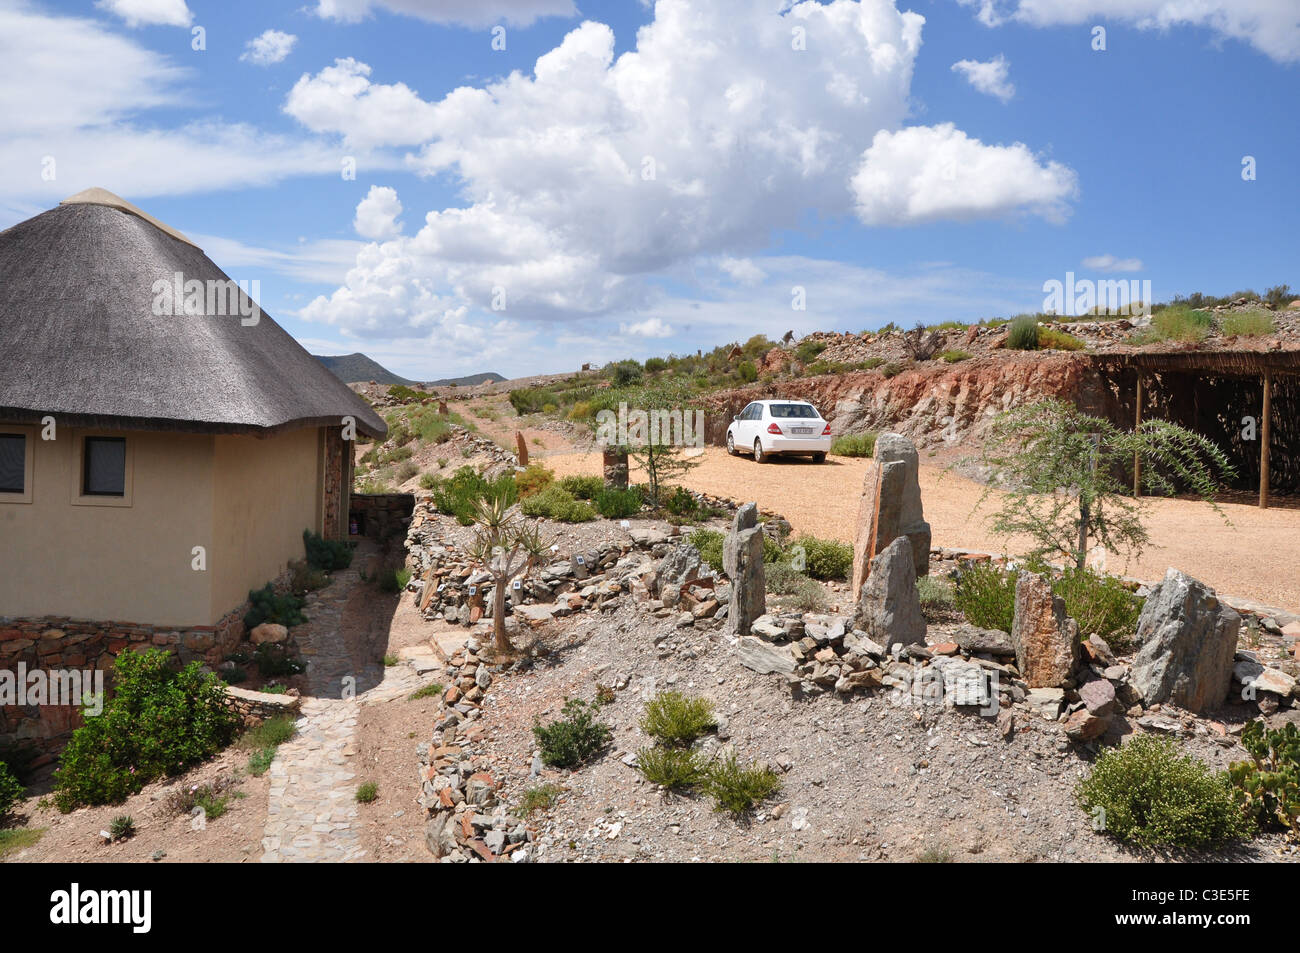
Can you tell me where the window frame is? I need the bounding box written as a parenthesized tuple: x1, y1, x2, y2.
(0, 426, 34, 504)
(71, 431, 134, 507)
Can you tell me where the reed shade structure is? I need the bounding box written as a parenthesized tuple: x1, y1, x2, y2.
(0, 188, 386, 439)
(1090, 350, 1300, 508)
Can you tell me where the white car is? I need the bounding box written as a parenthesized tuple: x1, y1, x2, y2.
(726, 399, 832, 463)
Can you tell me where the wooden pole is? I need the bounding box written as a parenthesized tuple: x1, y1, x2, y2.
(1260, 370, 1272, 509)
(1133, 373, 1143, 497)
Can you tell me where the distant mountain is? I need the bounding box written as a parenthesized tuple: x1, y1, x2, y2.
(314, 353, 414, 386)
(426, 372, 507, 387)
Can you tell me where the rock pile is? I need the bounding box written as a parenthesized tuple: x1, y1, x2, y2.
(419, 637, 535, 863)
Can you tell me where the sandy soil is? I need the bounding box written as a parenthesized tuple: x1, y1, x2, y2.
(532, 445, 1300, 613)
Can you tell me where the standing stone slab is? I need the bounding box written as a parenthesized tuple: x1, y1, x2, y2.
(1130, 568, 1240, 713)
(515, 431, 529, 466)
(851, 433, 931, 601)
(853, 536, 925, 649)
(602, 447, 629, 489)
(725, 523, 765, 635)
(1010, 571, 1079, 689)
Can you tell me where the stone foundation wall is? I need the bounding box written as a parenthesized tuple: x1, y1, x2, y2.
(0, 607, 246, 754)
(222, 685, 301, 725)
(349, 492, 415, 540)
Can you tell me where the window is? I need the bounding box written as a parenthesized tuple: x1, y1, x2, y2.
(769, 403, 819, 419)
(0, 433, 24, 493)
(83, 437, 126, 496)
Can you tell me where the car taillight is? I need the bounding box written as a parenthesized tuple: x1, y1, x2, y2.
(822, 422, 831, 435)
(767, 423, 782, 435)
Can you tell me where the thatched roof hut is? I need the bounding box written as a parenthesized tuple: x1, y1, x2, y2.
(0, 188, 386, 438)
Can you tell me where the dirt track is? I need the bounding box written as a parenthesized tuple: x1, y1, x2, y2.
(539, 445, 1300, 613)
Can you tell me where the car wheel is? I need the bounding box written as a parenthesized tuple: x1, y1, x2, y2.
(726, 431, 737, 455)
(753, 439, 768, 463)
(812, 452, 826, 463)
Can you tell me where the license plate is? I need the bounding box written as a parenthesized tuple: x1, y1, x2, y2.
(792, 427, 813, 434)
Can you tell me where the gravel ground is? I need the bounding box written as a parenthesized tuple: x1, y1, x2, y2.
(537, 446, 1300, 613)
(465, 610, 1292, 863)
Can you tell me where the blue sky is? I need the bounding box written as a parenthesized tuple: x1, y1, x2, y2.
(2, 0, 1298, 379)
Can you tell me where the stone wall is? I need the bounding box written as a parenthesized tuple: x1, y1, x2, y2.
(222, 684, 301, 725)
(349, 492, 415, 540)
(0, 606, 245, 755)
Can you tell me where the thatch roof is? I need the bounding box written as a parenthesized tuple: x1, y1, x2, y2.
(0, 190, 386, 438)
(1090, 349, 1300, 377)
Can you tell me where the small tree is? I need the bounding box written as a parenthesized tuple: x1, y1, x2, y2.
(976, 399, 1235, 569)
(608, 380, 702, 506)
(466, 491, 549, 656)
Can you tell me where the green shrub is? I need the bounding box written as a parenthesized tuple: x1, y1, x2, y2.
(1006, 315, 1040, 350)
(737, 361, 758, 383)
(641, 692, 716, 746)
(355, 782, 378, 803)
(0, 762, 22, 818)
(239, 715, 296, 777)
(408, 682, 444, 701)
(1039, 327, 1086, 351)
(1221, 311, 1274, 337)
(516, 463, 555, 498)
(303, 529, 353, 571)
(764, 563, 827, 611)
(165, 779, 239, 821)
(533, 698, 613, 768)
(246, 748, 276, 776)
(379, 567, 411, 593)
(108, 815, 136, 840)
(917, 574, 955, 614)
(954, 562, 1017, 633)
(637, 746, 707, 790)
(1076, 736, 1249, 849)
(662, 485, 699, 520)
(289, 559, 329, 594)
(1053, 567, 1140, 643)
(387, 384, 425, 402)
(880, 361, 904, 378)
(701, 753, 781, 815)
(831, 432, 876, 457)
(559, 474, 604, 499)
(419, 472, 438, 490)
(1134, 306, 1212, 344)
(940, 349, 972, 363)
(515, 783, 563, 817)
(520, 484, 596, 522)
(790, 535, 852, 581)
(253, 643, 304, 678)
(428, 467, 518, 524)
(794, 339, 827, 363)
(1229, 721, 1300, 839)
(608, 360, 644, 387)
(53, 649, 240, 811)
(394, 460, 419, 483)
(688, 529, 725, 573)
(220, 666, 247, 685)
(243, 583, 306, 630)
(380, 444, 414, 464)
(596, 486, 644, 519)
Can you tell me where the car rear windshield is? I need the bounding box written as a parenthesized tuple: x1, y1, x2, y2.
(769, 404, 819, 418)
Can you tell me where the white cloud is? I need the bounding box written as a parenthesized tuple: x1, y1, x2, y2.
(285, 58, 440, 148)
(619, 317, 674, 338)
(312, 0, 576, 28)
(298, 1, 1075, 351)
(951, 54, 1015, 101)
(241, 29, 297, 66)
(1082, 254, 1144, 272)
(956, 0, 1300, 63)
(852, 123, 1077, 225)
(719, 256, 767, 285)
(95, 0, 192, 28)
(0, 6, 399, 206)
(353, 185, 404, 239)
